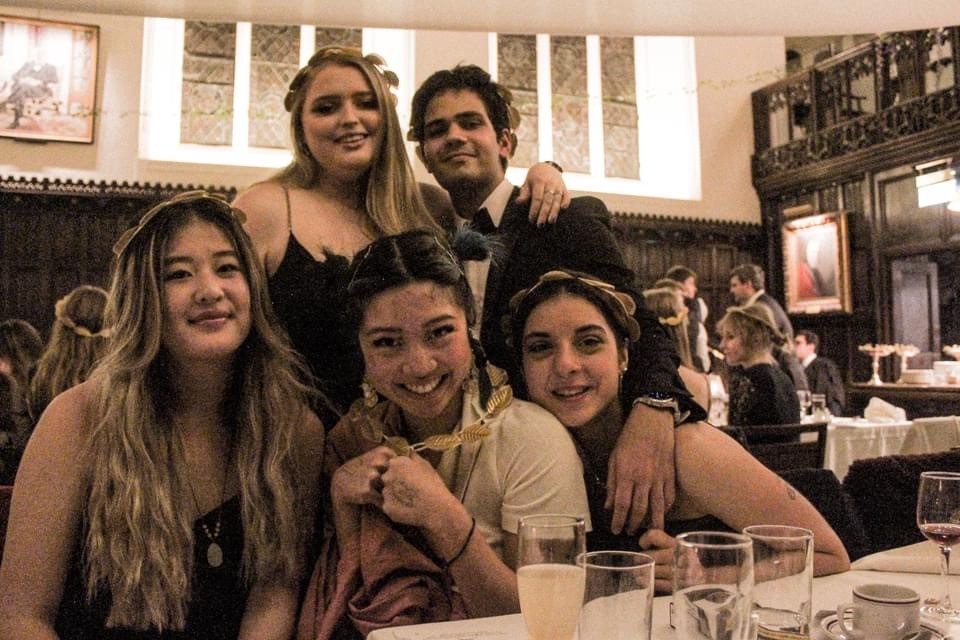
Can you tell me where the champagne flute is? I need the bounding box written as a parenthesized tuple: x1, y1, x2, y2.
(516, 514, 586, 640)
(916, 471, 960, 622)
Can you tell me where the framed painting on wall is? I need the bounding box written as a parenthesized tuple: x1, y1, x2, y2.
(782, 210, 852, 314)
(0, 15, 98, 143)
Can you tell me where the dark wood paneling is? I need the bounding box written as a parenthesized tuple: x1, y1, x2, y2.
(0, 178, 235, 338)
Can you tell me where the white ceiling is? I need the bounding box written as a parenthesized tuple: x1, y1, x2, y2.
(5, 0, 960, 36)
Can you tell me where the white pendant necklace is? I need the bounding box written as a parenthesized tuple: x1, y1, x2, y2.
(179, 430, 232, 569)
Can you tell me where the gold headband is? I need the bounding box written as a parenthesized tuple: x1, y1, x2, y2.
(112, 190, 246, 258)
(284, 46, 399, 112)
(509, 270, 641, 342)
(658, 305, 689, 327)
(54, 295, 113, 339)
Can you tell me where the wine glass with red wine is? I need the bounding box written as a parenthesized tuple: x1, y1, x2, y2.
(916, 470, 960, 622)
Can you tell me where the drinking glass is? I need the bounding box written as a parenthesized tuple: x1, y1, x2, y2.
(516, 514, 586, 640)
(578, 551, 654, 640)
(744, 525, 813, 639)
(673, 531, 756, 640)
(795, 390, 811, 422)
(916, 471, 960, 622)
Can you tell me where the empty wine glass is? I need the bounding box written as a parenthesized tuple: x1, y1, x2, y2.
(916, 471, 960, 622)
(796, 390, 812, 422)
(516, 514, 587, 640)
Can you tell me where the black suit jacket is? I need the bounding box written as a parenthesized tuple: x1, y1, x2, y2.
(479, 188, 703, 421)
(805, 355, 846, 416)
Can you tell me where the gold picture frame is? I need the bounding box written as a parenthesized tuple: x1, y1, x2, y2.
(0, 15, 99, 143)
(782, 210, 852, 314)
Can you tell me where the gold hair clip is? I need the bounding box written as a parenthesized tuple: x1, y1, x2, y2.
(112, 190, 246, 258)
(54, 295, 113, 339)
(658, 306, 689, 327)
(509, 270, 641, 342)
(284, 47, 399, 112)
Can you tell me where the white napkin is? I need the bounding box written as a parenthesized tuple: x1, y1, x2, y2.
(851, 541, 960, 575)
(863, 396, 907, 422)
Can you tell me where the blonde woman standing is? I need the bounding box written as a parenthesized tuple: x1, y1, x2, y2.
(0, 192, 324, 639)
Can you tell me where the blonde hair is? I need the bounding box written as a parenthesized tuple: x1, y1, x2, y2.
(643, 287, 693, 368)
(275, 46, 439, 238)
(717, 304, 778, 360)
(29, 285, 111, 419)
(84, 195, 314, 631)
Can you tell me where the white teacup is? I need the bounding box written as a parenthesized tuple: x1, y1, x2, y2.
(836, 583, 920, 640)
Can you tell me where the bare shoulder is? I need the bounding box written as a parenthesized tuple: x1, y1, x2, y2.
(28, 383, 91, 454)
(233, 181, 289, 270)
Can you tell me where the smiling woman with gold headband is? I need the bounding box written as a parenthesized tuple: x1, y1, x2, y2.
(0, 192, 325, 640)
(233, 46, 567, 421)
(507, 270, 848, 592)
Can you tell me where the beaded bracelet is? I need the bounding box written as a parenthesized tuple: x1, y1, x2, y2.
(444, 517, 476, 569)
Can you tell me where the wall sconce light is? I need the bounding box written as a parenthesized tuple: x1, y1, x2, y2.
(915, 158, 956, 208)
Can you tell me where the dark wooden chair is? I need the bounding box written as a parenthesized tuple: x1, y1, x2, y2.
(720, 422, 828, 473)
(842, 449, 960, 554)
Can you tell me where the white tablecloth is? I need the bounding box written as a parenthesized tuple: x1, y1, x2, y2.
(823, 418, 913, 480)
(367, 545, 960, 639)
(900, 416, 960, 455)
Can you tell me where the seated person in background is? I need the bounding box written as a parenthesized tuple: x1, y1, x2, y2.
(795, 330, 845, 417)
(642, 284, 710, 413)
(0, 318, 43, 393)
(664, 265, 711, 373)
(0, 371, 30, 484)
(299, 231, 588, 638)
(718, 304, 801, 427)
(507, 270, 849, 592)
(0, 192, 325, 639)
(29, 285, 113, 420)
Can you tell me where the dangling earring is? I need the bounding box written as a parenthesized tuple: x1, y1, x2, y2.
(618, 364, 628, 397)
(361, 378, 379, 408)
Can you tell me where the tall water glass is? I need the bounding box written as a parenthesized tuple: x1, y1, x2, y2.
(744, 525, 814, 639)
(516, 514, 586, 640)
(796, 390, 811, 422)
(673, 531, 756, 640)
(916, 471, 960, 622)
(578, 551, 654, 640)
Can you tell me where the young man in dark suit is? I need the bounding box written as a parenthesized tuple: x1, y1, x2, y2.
(795, 330, 845, 416)
(409, 64, 704, 533)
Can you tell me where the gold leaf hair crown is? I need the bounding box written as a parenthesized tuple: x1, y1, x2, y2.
(55, 295, 113, 339)
(508, 270, 641, 342)
(112, 190, 246, 259)
(284, 46, 400, 112)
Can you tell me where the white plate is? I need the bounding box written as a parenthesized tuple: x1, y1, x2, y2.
(811, 610, 947, 640)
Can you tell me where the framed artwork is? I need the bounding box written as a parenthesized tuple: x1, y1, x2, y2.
(782, 210, 852, 314)
(0, 15, 99, 143)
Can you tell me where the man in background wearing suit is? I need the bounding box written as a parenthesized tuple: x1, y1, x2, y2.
(409, 64, 705, 533)
(795, 330, 845, 416)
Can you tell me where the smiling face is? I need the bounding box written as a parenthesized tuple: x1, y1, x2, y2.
(521, 293, 627, 429)
(417, 89, 512, 196)
(300, 62, 383, 182)
(160, 219, 251, 368)
(359, 280, 472, 435)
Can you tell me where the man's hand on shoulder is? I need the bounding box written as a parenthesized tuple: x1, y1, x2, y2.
(606, 403, 676, 534)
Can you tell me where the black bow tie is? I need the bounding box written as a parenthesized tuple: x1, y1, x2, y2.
(470, 207, 496, 236)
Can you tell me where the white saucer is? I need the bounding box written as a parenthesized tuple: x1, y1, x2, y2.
(811, 610, 946, 639)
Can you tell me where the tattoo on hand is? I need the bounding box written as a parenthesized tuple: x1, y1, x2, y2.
(784, 481, 797, 500)
(390, 479, 418, 508)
